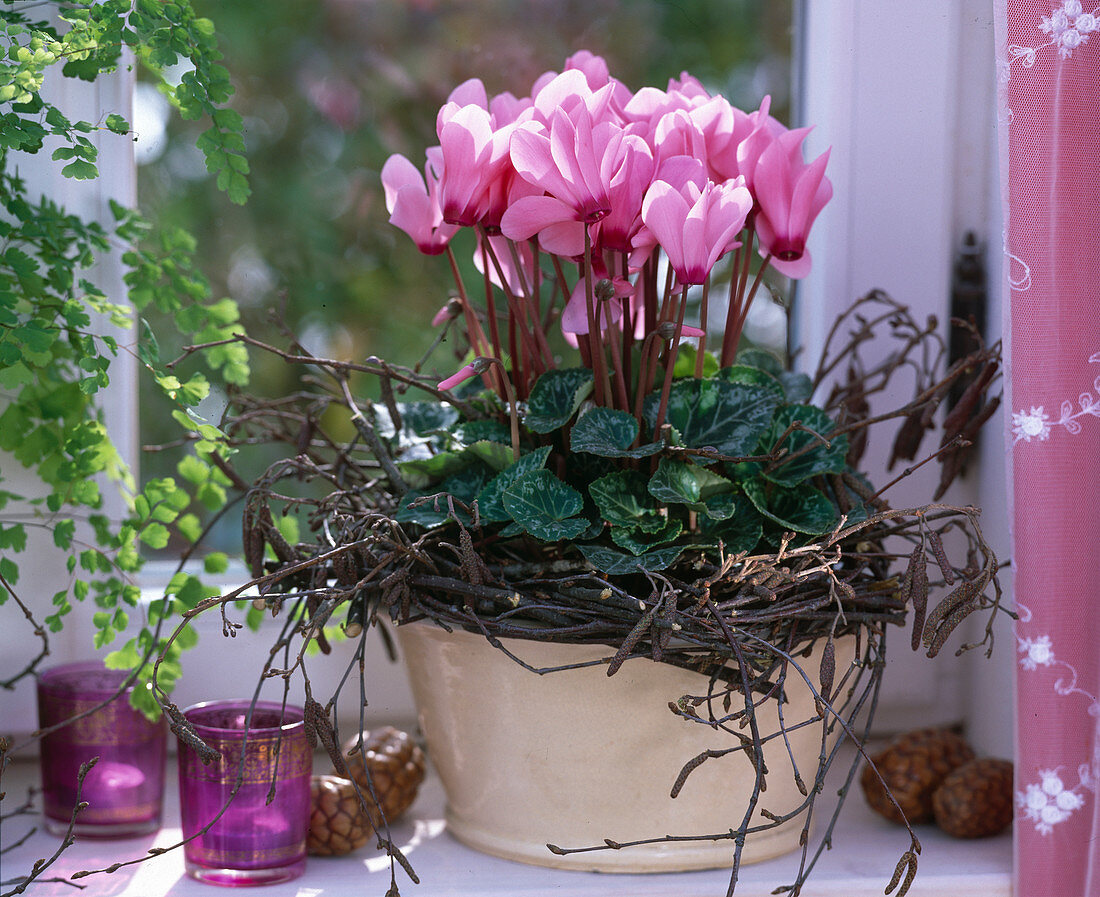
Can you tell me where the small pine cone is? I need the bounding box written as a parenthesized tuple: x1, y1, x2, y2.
(861, 728, 976, 824)
(308, 775, 373, 857)
(338, 726, 426, 829)
(932, 758, 1014, 838)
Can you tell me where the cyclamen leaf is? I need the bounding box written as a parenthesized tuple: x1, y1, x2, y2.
(644, 378, 778, 457)
(760, 405, 848, 487)
(610, 519, 683, 556)
(571, 407, 663, 458)
(501, 470, 587, 541)
(524, 368, 593, 433)
(741, 479, 837, 535)
(648, 458, 734, 508)
(588, 470, 663, 531)
(476, 446, 552, 523)
(719, 365, 785, 403)
(578, 543, 683, 575)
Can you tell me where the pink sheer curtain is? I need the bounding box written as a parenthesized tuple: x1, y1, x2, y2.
(996, 2, 1100, 894)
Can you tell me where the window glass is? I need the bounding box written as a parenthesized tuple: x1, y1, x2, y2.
(135, 0, 793, 550)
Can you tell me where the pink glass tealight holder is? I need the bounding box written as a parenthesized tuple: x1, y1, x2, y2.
(36, 661, 167, 838)
(178, 701, 312, 887)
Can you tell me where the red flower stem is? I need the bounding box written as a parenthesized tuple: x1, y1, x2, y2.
(619, 252, 633, 398)
(605, 314, 631, 412)
(446, 245, 489, 356)
(584, 228, 611, 407)
(447, 245, 501, 394)
(644, 256, 659, 336)
(652, 285, 688, 435)
(547, 254, 571, 331)
(632, 331, 660, 425)
(721, 239, 744, 366)
(531, 238, 543, 353)
(729, 253, 773, 356)
(505, 236, 553, 370)
(694, 276, 711, 378)
(478, 228, 540, 382)
(485, 358, 521, 462)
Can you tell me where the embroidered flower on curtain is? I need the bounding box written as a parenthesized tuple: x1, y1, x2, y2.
(1012, 406, 1052, 442)
(1009, 1, 1100, 67)
(1011, 352, 1100, 445)
(1018, 634, 1056, 670)
(1018, 769, 1088, 834)
(1040, 1, 1099, 57)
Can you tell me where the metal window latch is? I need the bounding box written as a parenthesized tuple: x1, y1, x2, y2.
(948, 231, 987, 408)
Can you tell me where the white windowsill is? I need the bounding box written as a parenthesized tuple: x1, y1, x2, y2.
(3, 752, 1010, 897)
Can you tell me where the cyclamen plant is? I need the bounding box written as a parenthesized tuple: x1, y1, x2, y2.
(379, 51, 838, 571)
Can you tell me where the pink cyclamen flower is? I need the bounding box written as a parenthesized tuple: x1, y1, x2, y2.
(752, 129, 832, 280)
(509, 96, 624, 223)
(639, 176, 753, 285)
(436, 103, 515, 227)
(380, 151, 458, 255)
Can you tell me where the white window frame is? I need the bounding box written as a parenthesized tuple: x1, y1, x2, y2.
(797, 0, 1012, 754)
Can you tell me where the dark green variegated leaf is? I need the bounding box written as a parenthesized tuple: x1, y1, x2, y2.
(399, 401, 461, 436)
(571, 407, 663, 458)
(741, 479, 837, 535)
(610, 519, 683, 555)
(761, 405, 848, 487)
(476, 446, 552, 523)
(719, 365, 784, 403)
(502, 470, 587, 541)
(736, 347, 784, 376)
(397, 450, 471, 489)
(525, 368, 594, 433)
(578, 543, 683, 574)
(375, 401, 460, 451)
(699, 493, 764, 554)
(465, 440, 515, 472)
(396, 464, 491, 528)
(778, 372, 814, 403)
(643, 379, 778, 457)
(589, 470, 663, 531)
(455, 419, 512, 446)
(648, 458, 734, 508)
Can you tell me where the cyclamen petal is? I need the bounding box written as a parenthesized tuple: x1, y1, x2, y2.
(640, 178, 751, 285)
(380, 153, 457, 255)
(754, 131, 832, 276)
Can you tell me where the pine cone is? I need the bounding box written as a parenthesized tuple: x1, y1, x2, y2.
(932, 758, 1013, 838)
(337, 726, 426, 828)
(861, 728, 975, 824)
(308, 775, 373, 856)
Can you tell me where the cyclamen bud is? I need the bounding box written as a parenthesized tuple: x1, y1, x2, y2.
(437, 356, 493, 391)
(594, 279, 617, 303)
(655, 321, 706, 340)
(431, 297, 464, 327)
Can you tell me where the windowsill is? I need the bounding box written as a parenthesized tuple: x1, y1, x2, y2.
(3, 753, 1011, 896)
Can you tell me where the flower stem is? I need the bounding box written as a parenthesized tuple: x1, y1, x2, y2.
(694, 277, 711, 378)
(485, 358, 521, 462)
(652, 285, 688, 435)
(583, 228, 612, 407)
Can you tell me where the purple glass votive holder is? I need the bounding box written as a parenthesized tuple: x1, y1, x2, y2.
(36, 661, 167, 838)
(178, 701, 312, 887)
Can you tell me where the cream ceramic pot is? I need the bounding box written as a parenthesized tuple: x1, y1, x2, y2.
(397, 622, 854, 872)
